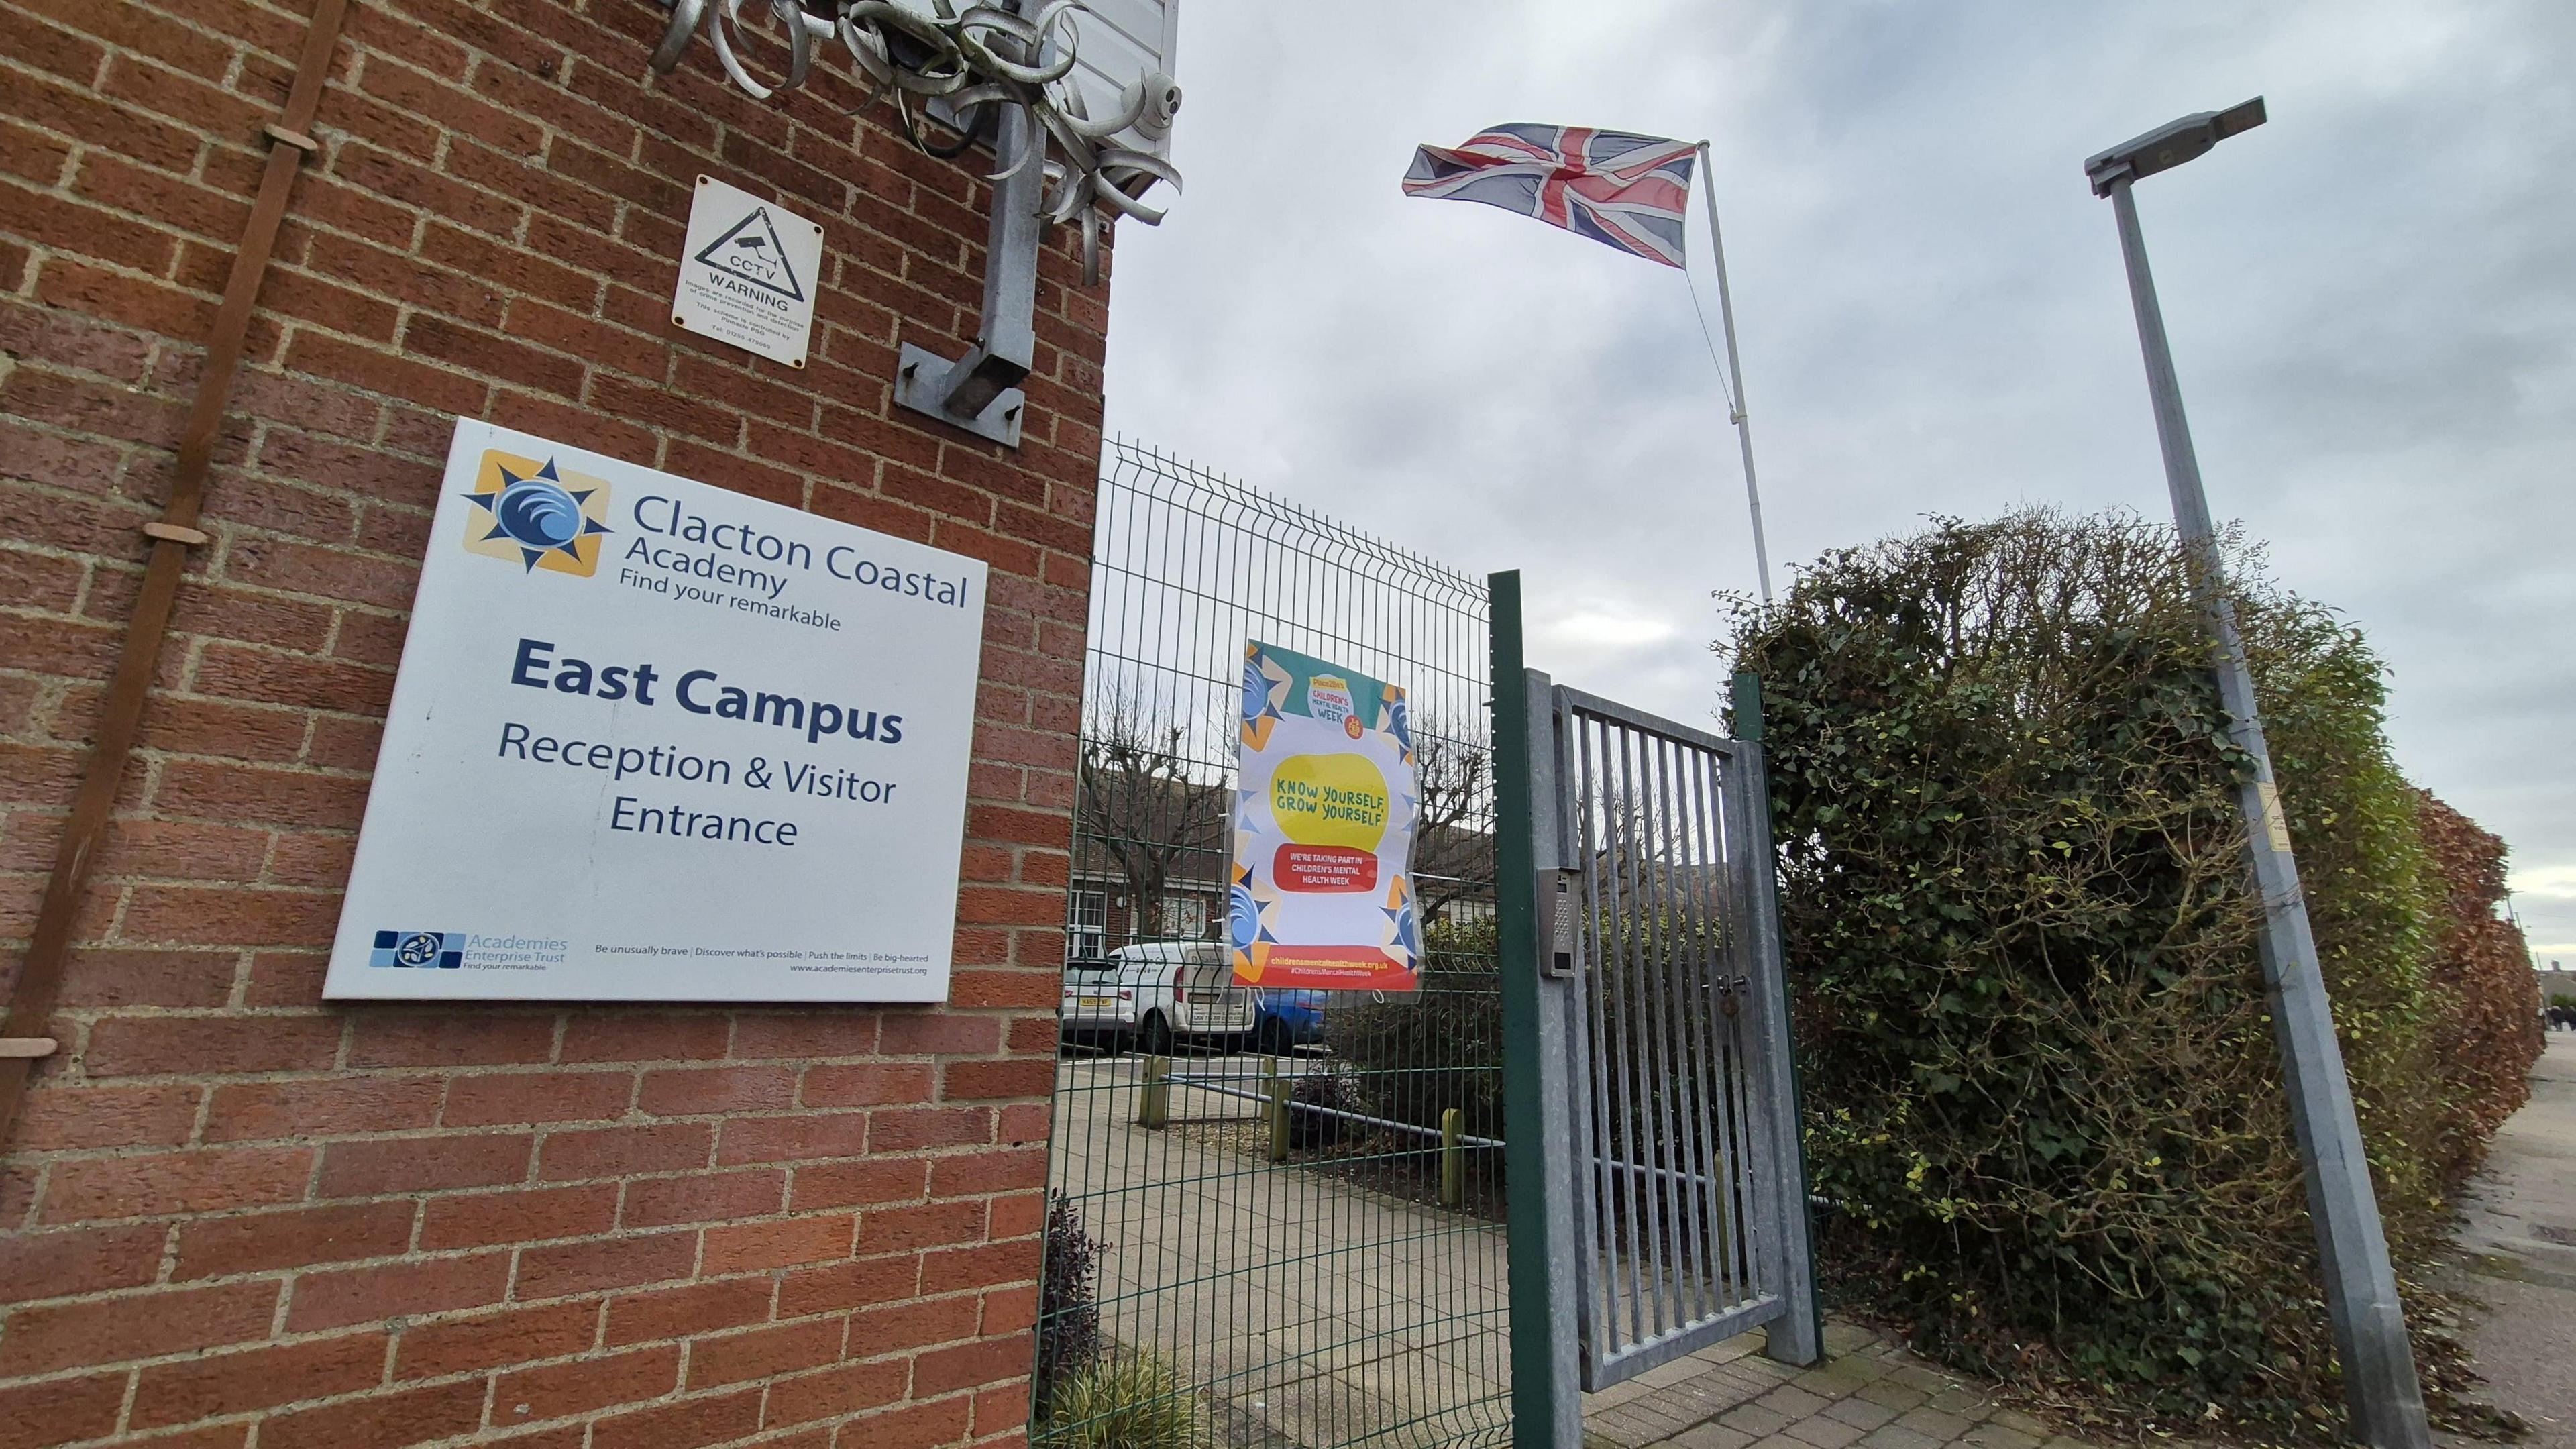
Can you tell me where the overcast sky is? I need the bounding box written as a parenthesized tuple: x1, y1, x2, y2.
(1094, 0, 2576, 956)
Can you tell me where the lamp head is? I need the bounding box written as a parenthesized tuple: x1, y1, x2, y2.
(2086, 97, 2266, 196)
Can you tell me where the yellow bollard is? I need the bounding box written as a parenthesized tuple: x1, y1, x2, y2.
(1265, 1057, 1289, 1163)
(1440, 1106, 1464, 1208)
(1138, 1054, 1169, 1128)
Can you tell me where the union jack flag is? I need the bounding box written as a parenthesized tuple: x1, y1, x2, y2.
(1402, 123, 1699, 268)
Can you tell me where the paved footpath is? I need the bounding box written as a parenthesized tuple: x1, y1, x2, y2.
(1583, 1320, 2082, 1449)
(2442, 1030, 2576, 1447)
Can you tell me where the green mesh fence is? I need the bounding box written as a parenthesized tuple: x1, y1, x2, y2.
(1034, 441, 1508, 1448)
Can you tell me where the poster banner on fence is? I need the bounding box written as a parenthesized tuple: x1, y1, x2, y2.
(321, 417, 988, 1004)
(1229, 640, 1421, 991)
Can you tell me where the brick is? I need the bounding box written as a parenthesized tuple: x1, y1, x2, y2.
(922, 1238, 1040, 1295)
(415, 221, 598, 312)
(687, 1318, 844, 1390)
(0, 1373, 124, 1449)
(800, 1061, 933, 1108)
(121, 883, 340, 947)
(851, 1393, 975, 1448)
(941, 1057, 1055, 1100)
(206, 1077, 443, 1142)
(979, 1283, 1038, 1337)
(701, 1212, 856, 1275)
(602, 1277, 771, 1347)
(928, 1148, 1046, 1202)
(845, 1295, 979, 1361)
(559, 1012, 729, 1063)
(282, 329, 490, 417)
(947, 969, 1059, 1011)
(41, 1144, 313, 1223)
(443, 1070, 634, 1126)
(515, 1229, 696, 1300)
(287, 1251, 511, 1332)
(173, 1201, 417, 1281)
(183, 640, 395, 716)
(0, 177, 177, 273)
(538, 1121, 712, 1180)
(587, 1388, 765, 1449)
(637, 1064, 796, 1116)
(714, 1112, 869, 1165)
(876, 1012, 1002, 1056)
(419, 1183, 619, 1250)
(492, 1344, 679, 1422)
(317, 1132, 533, 1197)
(0, 1222, 166, 1303)
(0, 1281, 278, 1376)
(729, 1012, 875, 1059)
(151, 759, 372, 830)
(788, 1158, 926, 1212)
(858, 1199, 983, 1255)
(970, 1377, 1032, 1438)
(995, 1102, 1049, 1145)
(763, 1358, 907, 1427)
(776, 1254, 919, 1319)
(131, 1330, 389, 1428)
(97, 814, 273, 881)
(394, 1299, 598, 1381)
(620, 1168, 784, 1229)
(910, 1334, 1031, 1397)
(347, 1012, 555, 1067)
(258, 1381, 487, 1449)
(11, 1081, 201, 1150)
(865, 1106, 992, 1152)
(985, 1190, 1043, 1240)
(403, 313, 584, 397)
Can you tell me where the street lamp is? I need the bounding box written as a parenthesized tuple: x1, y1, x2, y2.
(2086, 100, 2432, 1449)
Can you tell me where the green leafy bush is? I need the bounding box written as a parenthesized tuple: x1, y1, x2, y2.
(1036, 1350, 1205, 1449)
(1721, 510, 2461, 1433)
(2414, 790, 2544, 1185)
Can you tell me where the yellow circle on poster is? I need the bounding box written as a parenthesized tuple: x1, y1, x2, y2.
(1271, 753, 1390, 851)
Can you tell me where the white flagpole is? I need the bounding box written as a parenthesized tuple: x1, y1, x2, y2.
(1696, 140, 1774, 604)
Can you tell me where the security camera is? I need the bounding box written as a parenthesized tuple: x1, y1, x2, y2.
(1126, 70, 1181, 142)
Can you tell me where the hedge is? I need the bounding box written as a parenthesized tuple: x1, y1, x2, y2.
(1721, 509, 2530, 1434)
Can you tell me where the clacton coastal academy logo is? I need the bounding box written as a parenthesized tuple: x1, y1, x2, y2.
(461, 450, 612, 576)
(370, 930, 462, 969)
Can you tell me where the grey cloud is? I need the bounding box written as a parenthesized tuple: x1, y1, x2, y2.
(1100, 0, 2576, 948)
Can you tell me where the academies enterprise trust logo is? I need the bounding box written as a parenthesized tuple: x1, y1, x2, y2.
(369, 929, 462, 969)
(460, 449, 613, 577)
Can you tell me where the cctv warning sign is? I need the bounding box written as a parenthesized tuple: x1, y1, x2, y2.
(672, 175, 823, 368)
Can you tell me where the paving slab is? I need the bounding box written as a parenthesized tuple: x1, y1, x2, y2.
(2442, 1030, 2576, 1447)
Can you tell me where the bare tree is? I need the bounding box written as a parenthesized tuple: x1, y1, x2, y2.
(1074, 690, 1230, 944)
(1409, 726, 1495, 922)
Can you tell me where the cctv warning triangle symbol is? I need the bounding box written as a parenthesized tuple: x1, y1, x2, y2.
(692, 205, 806, 303)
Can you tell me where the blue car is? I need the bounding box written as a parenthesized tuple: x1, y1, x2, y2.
(1253, 988, 1326, 1055)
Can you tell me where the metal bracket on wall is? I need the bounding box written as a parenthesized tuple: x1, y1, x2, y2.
(894, 102, 1040, 448)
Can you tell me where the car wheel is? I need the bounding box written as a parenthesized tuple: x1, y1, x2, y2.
(1254, 1020, 1287, 1057)
(1138, 1013, 1175, 1057)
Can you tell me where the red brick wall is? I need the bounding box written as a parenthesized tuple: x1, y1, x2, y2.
(0, 0, 1102, 1443)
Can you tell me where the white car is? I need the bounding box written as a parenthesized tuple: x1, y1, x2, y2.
(1060, 941, 1257, 1055)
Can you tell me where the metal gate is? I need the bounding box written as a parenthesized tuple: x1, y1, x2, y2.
(1493, 650, 1819, 1432)
(1037, 441, 1510, 1448)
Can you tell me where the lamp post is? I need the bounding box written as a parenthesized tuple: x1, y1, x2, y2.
(2086, 100, 2431, 1448)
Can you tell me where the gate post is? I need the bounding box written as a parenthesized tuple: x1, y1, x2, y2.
(1491, 571, 1586, 1446)
(1730, 670, 1825, 1366)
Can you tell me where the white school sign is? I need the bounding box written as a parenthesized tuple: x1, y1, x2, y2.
(324, 419, 989, 1003)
